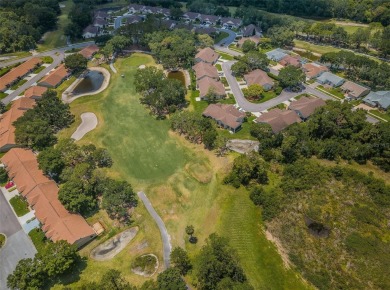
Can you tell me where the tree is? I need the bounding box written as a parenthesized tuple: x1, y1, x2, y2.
(105, 35, 131, 54)
(224, 152, 268, 187)
(241, 40, 257, 53)
(14, 112, 57, 151)
(38, 241, 79, 277)
(34, 90, 74, 132)
(170, 7, 183, 20)
(101, 269, 135, 290)
(64, 53, 88, 73)
(101, 179, 137, 223)
(0, 167, 8, 183)
(242, 84, 263, 100)
(170, 247, 192, 275)
(278, 65, 305, 88)
(197, 34, 214, 48)
(7, 258, 45, 290)
(231, 61, 249, 77)
(157, 268, 187, 290)
(58, 178, 96, 214)
(250, 186, 282, 220)
(38, 147, 65, 181)
(196, 234, 247, 289)
(268, 26, 295, 47)
(185, 225, 194, 236)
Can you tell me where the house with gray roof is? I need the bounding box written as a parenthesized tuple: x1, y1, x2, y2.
(242, 24, 262, 37)
(266, 48, 288, 62)
(220, 17, 242, 29)
(316, 72, 344, 87)
(182, 12, 201, 21)
(363, 91, 390, 110)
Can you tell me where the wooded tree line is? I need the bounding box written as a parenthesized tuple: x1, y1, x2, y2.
(249, 101, 390, 172)
(0, 0, 60, 52)
(211, 0, 390, 26)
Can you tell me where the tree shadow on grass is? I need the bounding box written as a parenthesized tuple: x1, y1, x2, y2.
(44, 257, 88, 289)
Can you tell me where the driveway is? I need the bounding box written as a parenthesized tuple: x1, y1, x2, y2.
(0, 189, 37, 290)
(222, 61, 301, 112)
(137, 191, 171, 269)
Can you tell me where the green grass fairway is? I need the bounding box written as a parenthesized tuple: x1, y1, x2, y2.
(218, 188, 312, 290)
(294, 40, 340, 55)
(57, 53, 310, 289)
(38, 0, 73, 51)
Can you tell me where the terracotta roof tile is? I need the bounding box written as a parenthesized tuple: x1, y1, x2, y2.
(24, 86, 48, 99)
(195, 47, 219, 64)
(38, 64, 69, 88)
(198, 77, 225, 98)
(244, 69, 274, 87)
(79, 45, 99, 59)
(0, 58, 42, 91)
(256, 109, 301, 133)
(193, 62, 219, 80)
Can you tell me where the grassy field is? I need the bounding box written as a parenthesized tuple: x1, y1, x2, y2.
(0, 233, 5, 248)
(9, 196, 29, 217)
(56, 53, 310, 289)
(37, 0, 73, 51)
(294, 39, 341, 55)
(216, 50, 235, 60)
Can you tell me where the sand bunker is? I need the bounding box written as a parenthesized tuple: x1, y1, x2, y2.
(227, 139, 259, 154)
(90, 227, 139, 261)
(71, 112, 98, 141)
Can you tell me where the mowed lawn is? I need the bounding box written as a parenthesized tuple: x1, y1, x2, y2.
(58, 53, 309, 289)
(294, 39, 341, 55)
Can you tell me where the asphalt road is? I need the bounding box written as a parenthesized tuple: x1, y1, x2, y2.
(137, 191, 171, 269)
(0, 189, 37, 290)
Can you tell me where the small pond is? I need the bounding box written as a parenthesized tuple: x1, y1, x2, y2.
(72, 70, 104, 95)
(167, 71, 186, 87)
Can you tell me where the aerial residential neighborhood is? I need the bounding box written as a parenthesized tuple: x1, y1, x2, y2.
(0, 0, 389, 290)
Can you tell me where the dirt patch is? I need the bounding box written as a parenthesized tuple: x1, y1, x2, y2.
(227, 139, 259, 154)
(131, 253, 159, 277)
(265, 230, 291, 268)
(90, 227, 139, 261)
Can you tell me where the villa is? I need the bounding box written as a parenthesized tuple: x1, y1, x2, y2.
(197, 77, 225, 100)
(24, 86, 47, 100)
(237, 36, 261, 47)
(340, 81, 370, 99)
(38, 64, 70, 88)
(363, 91, 390, 110)
(266, 48, 288, 62)
(203, 104, 246, 133)
(316, 72, 344, 87)
(302, 62, 328, 80)
(193, 62, 219, 81)
(288, 96, 326, 120)
(79, 44, 100, 59)
(255, 109, 302, 133)
(241, 24, 262, 37)
(2, 148, 96, 247)
(195, 47, 220, 64)
(82, 25, 99, 39)
(244, 69, 274, 91)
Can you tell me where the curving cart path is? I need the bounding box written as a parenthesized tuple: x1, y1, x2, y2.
(137, 191, 171, 269)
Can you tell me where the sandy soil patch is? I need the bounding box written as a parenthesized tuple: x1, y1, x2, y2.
(90, 227, 139, 261)
(265, 229, 291, 268)
(131, 253, 159, 277)
(71, 112, 98, 141)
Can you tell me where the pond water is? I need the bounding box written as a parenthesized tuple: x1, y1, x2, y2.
(72, 70, 104, 95)
(167, 71, 186, 87)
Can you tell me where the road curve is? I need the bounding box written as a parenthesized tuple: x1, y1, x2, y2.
(137, 191, 171, 269)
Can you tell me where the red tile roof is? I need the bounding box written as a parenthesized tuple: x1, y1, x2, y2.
(79, 45, 100, 59)
(244, 69, 274, 87)
(198, 77, 225, 98)
(38, 64, 69, 88)
(0, 97, 36, 150)
(193, 62, 219, 80)
(1, 148, 95, 246)
(24, 86, 48, 99)
(279, 55, 301, 67)
(195, 47, 219, 64)
(203, 103, 245, 130)
(255, 108, 301, 133)
(302, 63, 328, 79)
(0, 58, 42, 91)
(288, 96, 326, 119)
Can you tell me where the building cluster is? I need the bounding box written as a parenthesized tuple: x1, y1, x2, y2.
(2, 149, 96, 247)
(83, 10, 109, 39)
(193, 47, 225, 100)
(255, 97, 326, 133)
